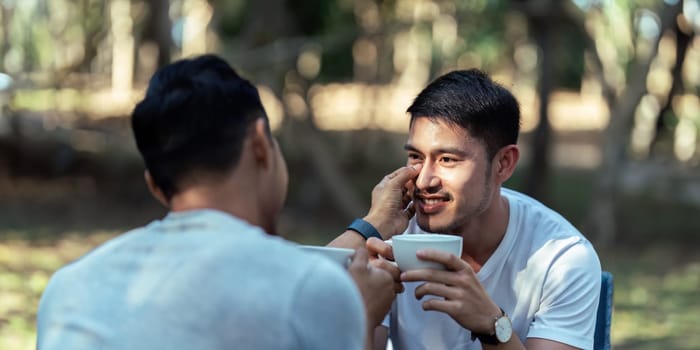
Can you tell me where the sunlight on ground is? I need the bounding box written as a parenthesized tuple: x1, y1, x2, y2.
(1, 234, 699, 349)
(0, 232, 116, 350)
(606, 246, 700, 349)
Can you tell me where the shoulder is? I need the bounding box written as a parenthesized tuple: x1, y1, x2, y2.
(502, 187, 587, 240)
(500, 187, 600, 273)
(288, 257, 366, 349)
(47, 225, 151, 279)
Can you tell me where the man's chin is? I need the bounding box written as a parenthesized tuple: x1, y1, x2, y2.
(416, 216, 450, 234)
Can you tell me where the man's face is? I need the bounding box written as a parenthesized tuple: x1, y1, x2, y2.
(405, 117, 494, 234)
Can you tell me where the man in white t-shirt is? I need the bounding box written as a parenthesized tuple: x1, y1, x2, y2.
(331, 69, 601, 350)
(36, 55, 406, 350)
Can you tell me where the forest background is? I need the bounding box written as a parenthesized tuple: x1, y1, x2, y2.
(1, 0, 699, 349)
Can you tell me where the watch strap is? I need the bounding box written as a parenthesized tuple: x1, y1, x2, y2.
(346, 218, 383, 240)
(471, 308, 507, 344)
(473, 332, 500, 345)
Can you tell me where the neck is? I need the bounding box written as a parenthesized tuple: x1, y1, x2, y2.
(460, 194, 510, 272)
(168, 180, 264, 231)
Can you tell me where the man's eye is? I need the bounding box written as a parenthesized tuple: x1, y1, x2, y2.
(408, 154, 420, 160)
(441, 157, 454, 163)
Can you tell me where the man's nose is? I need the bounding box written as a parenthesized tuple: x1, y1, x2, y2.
(415, 163, 440, 191)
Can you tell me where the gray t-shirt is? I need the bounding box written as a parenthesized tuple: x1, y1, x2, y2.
(37, 209, 366, 350)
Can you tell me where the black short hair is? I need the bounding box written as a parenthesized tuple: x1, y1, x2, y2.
(406, 69, 520, 160)
(131, 54, 269, 200)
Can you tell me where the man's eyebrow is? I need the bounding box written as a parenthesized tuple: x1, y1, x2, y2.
(403, 144, 471, 157)
(404, 144, 418, 152)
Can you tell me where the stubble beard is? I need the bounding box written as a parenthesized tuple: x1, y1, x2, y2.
(418, 162, 493, 235)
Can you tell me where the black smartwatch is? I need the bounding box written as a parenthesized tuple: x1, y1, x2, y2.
(346, 218, 383, 240)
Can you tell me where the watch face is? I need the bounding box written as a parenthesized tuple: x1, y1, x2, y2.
(495, 316, 512, 343)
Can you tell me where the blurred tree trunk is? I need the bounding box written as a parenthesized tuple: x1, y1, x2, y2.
(141, 0, 172, 68)
(522, 1, 555, 204)
(235, 0, 365, 219)
(0, 4, 12, 72)
(579, 2, 682, 246)
(181, 0, 213, 56)
(110, 0, 135, 98)
(650, 18, 693, 156)
(79, 0, 108, 72)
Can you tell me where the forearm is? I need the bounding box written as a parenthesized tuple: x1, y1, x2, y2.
(480, 333, 526, 350)
(329, 213, 401, 249)
(366, 326, 388, 350)
(481, 332, 579, 350)
(328, 230, 366, 249)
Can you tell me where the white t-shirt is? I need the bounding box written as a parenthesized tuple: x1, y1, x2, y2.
(37, 209, 366, 350)
(386, 188, 601, 350)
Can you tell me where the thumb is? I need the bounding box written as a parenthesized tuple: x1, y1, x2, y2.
(366, 237, 395, 261)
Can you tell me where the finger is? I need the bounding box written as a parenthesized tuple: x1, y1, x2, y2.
(403, 201, 415, 219)
(349, 248, 370, 272)
(421, 298, 456, 314)
(400, 268, 455, 284)
(367, 257, 404, 293)
(414, 282, 459, 300)
(415, 249, 467, 271)
(402, 182, 413, 199)
(366, 237, 395, 260)
(386, 164, 422, 185)
(371, 258, 401, 280)
(402, 194, 412, 207)
(372, 266, 399, 297)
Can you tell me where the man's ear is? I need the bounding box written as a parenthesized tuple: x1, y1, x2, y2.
(494, 145, 519, 183)
(250, 118, 272, 169)
(144, 170, 169, 208)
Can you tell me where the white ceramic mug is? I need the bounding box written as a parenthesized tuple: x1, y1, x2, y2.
(300, 245, 354, 268)
(391, 234, 462, 271)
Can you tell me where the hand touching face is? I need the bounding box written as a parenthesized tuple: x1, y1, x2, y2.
(363, 165, 422, 238)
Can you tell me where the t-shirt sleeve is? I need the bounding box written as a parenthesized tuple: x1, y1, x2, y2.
(290, 260, 367, 350)
(527, 240, 602, 349)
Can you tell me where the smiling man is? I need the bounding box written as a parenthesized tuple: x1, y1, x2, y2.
(331, 69, 601, 350)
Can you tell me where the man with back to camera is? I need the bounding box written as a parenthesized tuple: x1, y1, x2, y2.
(331, 69, 602, 349)
(36, 54, 414, 350)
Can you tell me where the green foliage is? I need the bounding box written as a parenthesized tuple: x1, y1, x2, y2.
(211, 0, 248, 38)
(552, 21, 586, 89)
(287, 0, 350, 36)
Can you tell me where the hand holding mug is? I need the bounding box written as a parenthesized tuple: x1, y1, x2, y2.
(348, 248, 397, 328)
(366, 237, 403, 294)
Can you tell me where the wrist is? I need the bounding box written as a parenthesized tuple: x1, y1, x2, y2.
(361, 215, 391, 239)
(347, 218, 383, 240)
(471, 308, 512, 345)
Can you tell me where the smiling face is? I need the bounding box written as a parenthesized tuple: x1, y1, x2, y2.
(405, 117, 495, 234)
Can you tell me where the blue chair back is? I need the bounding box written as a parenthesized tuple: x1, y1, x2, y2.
(594, 271, 614, 350)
